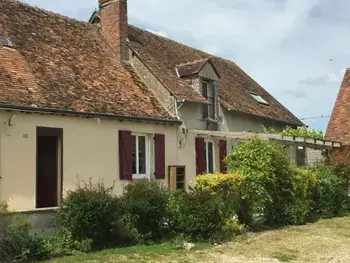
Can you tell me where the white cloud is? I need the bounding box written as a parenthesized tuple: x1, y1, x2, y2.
(18, 0, 350, 131)
(300, 69, 345, 85)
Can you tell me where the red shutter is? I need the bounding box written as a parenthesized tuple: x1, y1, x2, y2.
(219, 140, 228, 173)
(154, 134, 165, 179)
(195, 137, 205, 175)
(119, 130, 132, 180)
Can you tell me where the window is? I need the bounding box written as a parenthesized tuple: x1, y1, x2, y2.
(132, 133, 150, 179)
(204, 141, 215, 173)
(250, 93, 269, 105)
(201, 81, 216, 119)
(0, 35, 13, 47)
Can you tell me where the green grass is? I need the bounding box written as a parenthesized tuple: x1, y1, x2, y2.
(44, 242, 212, 263)
(44, 217, 350, 263)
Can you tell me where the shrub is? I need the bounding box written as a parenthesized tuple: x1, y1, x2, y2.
(0, 203, 38, 262)
(264, 126, 324, 140)
(42, 229, 92, 258)
(226, 138, 294, 227)
(287, 168, 317, 224)
(311, 166, 346, 218)
(193, 173, 245, 225)
(332, 164, 350, 213)
(175, 190, 227, 241)
(166, 190, 187, 236)
(120, 180, 170, 243)
(57, 179, 125, 249)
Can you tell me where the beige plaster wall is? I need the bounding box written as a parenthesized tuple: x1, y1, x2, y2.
(0, 111, 178, 211)
(177, 131, 222, 189)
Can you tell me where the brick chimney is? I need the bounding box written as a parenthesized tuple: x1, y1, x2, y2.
(99, 0, 129, 61)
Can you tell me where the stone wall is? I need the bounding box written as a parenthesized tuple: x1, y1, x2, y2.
(20, 208, 57, 236)
(129, 51, 177, 117)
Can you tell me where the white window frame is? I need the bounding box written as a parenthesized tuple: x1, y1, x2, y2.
(132, 133, 151, 180)
(201, 80, 216, 120)
(205, 139, 215, 173)
(250, 93, 269, 105)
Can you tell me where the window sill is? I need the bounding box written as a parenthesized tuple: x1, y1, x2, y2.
(15, 207, 59, 214)
(206, 118, 219, 124)
(132, 174, 150, 180)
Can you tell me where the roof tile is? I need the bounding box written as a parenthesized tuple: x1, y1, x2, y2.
(128, 25, 302, 126)
(325, 69, 350, 145)
(0, 0, 173, 120)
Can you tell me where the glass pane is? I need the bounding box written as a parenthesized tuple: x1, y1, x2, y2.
(250, 93, 268, 105)
(202, 82, 208, 99)
(208, 142, 214, 173)
(132, 136, 137, 174)
(208, 104, 214, 119)
(202, 104, 209, 119)
(131, 136, 137, 174)
(138, 136, 146, 174)
(204, 141, 207, 173)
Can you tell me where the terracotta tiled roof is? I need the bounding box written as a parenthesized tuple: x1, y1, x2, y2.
(325, 69, 350, 145)
(0, 0, 173, 121)
(128, 26, 303, 126)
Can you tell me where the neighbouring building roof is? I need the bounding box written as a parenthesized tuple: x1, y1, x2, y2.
(0, 0, 174, 122)
(325, 69, 350, 145)
(128, 26, 303, 126)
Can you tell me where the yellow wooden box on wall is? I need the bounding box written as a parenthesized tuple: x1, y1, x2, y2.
(168, 166, 186, 191)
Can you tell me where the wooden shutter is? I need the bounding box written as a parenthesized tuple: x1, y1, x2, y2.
(154, 134, 165, 179)
(119, 130, 132, 180)
(195, 137, 205, 175)
(219, 140, 228, 173)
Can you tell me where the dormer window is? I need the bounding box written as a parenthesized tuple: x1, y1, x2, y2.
(250, 93, 269, 105)
(201, 80, 216, 119)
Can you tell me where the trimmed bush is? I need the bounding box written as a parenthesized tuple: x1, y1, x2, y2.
(57, 179, 126, 249)
(120, 180, 170, 243)
(193, 173, 245, 224)
(226, 138, 294, 227)
(175, 190, 229, 241)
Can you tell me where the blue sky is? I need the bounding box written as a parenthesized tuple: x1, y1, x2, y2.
(20, 0, 350, 131)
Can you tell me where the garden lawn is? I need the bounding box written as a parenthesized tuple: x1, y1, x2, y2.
(44, 217, 350, 263)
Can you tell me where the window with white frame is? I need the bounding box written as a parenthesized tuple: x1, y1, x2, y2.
(250, 93, 269, 105)
(201, 81, 216, 119)
(204, 140, 215, 173)
(132, 133, 151, 179)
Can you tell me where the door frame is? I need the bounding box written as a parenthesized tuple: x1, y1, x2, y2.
(36, 127, 63, 208)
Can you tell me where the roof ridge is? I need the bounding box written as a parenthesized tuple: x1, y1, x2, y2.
(129, 24, 213, 56)
(129, 25, 246, 73)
